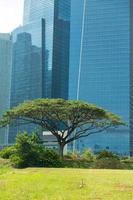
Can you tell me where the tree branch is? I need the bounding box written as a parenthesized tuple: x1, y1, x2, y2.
(65, 125, 111, 144)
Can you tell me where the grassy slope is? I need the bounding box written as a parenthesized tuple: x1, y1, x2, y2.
(0, 168, 133, 200)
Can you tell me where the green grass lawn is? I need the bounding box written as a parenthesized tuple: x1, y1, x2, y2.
(0, 167, 133, 200)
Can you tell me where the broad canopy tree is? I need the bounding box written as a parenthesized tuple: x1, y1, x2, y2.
(0, 99, 124, 157)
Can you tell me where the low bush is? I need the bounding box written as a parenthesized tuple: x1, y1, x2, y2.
(94, 150, 123, 169)
(96, 150, 120, 160)
(121, 158, 133, 169)
(66, 151, 80, 159)
(81, 149, 95, 161)
(40, 149, 62, 168)
(10, 154, 26, 168)
(2, 137, 132, 170)
(7, 132, 62, 168)
(10, 148, 62, 169)
(0, 146, 16, 159)
(12, 132, 44, 168)
(94, 158, 123, 169)
(63, 158, 93, 168)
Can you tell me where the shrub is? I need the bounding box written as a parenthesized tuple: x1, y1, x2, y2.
(9, 132, 63, 168)
(121, 158, 133, 170)
(0, 146, 16, 159)
(94, 158, 123, 169)
(10, 154, 27, 168)
(41, 149, 62, 168)
(10, 132, 45, 168)
(94, 150, 122, 169)
(81, 149, 95, 161)
(63, 158, 92, 168)
(66, 151, 80, 159)
(96, 150, 120, 160)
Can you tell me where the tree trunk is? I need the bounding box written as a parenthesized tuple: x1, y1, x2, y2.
(58, 143, 65, 159)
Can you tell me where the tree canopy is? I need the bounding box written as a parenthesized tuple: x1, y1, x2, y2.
(0, 99, 124, 157)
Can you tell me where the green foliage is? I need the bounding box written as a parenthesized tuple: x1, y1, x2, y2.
(96, 150, 120, 160)
(30, 132, 43, 145)
(63, 158, 93, 168)
(10, 132, 43, 168)
(14, 133, 38, 167)
(66, 151, 80, 159)
(40, 149, 62, 168)
(94, 150, 122, 169)
(63, 150, 94, 168)
(81, 149, 95, 161)
(65, 149, 95, 162)
(1, 99, 124, 130)
(0, 146, 16, 159)
(0, 98, 124, 157)
(10, 154, 26, 168)
(121, 158, 133, 169)
(8, 132, 62, 168)
(94, 158, 123, 169)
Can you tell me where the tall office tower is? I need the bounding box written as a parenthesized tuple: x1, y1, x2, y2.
(51, 1, 71, 99)
(0, 33, 12, 146)
(69, 0, 130, 155)
(9, 0, 70, 143)
(23, 0, 70, 99)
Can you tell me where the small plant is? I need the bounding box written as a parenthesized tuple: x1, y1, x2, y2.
(79, 179, 86, 189)
(94, 150, 122, 169)
(96, 150, 120, 160)
(40, 149, 62, 168)
(67, 151, 80, 159)
(10, 154, 26, 168)
(0, 146, 16, 159)
(81, 149, 95, 161)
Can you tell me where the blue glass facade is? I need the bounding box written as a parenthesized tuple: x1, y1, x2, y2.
(130, 1, 133, 156)
(69, 0, 130, 155)
(0, 34, 12, 146)
(51, 0, 70, 99)
(23, 0, 54, 26)
(9, 21, 45, 144)
(9, 0, 70, 143)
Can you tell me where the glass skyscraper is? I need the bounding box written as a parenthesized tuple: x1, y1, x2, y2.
(23, 0, 70, 99)
(51, 0, 71, 99)
(69, 0, 130, 155)
(0, 34, 12, 146)
(9, 0, 70, 143)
